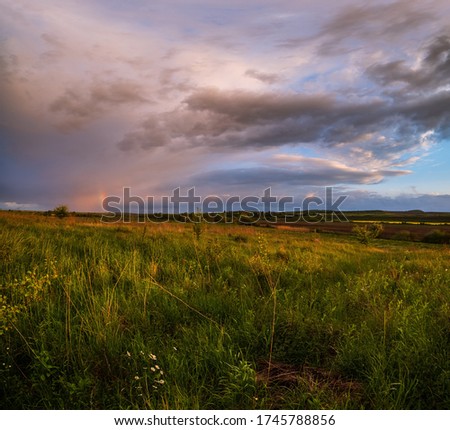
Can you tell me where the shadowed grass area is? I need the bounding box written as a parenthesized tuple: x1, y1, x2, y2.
(0, 211, 449, 409)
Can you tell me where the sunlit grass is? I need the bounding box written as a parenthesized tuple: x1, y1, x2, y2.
(0, 211, 449, 409)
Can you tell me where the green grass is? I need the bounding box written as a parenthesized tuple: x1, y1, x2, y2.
(0, 211, 449, 409)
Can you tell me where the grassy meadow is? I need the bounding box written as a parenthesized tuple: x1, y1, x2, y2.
(0, 211, 449, 409)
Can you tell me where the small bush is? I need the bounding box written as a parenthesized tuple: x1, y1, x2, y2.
(422, 230, 450, 244)
(352, 223, 383, 245)
(53, 205, 69, 218)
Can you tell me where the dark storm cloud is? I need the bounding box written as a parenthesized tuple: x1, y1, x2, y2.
(279, 0, 435, 53)
(319, 0, 434, 47)
(400, 91, 450, 129)
(363, 34, 450, 137)
(117, 90, 342, 151)
(2, 0, 450, 211)
(118, 25, 450, 172)
(184, 88, 335, 123)
(117, 79, 445, 163)
(367, 35, 450, 93)
(49, 79, 149, 131)
(118, 116, 171, 150)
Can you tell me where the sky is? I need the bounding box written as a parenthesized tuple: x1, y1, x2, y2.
(1, 0, 450, 212)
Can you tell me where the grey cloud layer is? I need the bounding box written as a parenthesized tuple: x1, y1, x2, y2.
(191, 165, 408, 189)
(367, 35, 450, 95)
(1, 0, 450, 210)
(49, 80, 149, 131)
(118, 40, 450, 169)
(278, 0, 436, 53)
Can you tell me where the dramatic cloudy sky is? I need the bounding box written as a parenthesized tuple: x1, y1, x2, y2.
(1, 0, 450, 211)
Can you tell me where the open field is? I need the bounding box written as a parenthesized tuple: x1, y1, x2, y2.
(0, 211, 449, 409)
(268, 221, 450, 242)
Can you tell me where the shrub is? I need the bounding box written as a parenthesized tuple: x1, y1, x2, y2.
(352, 223, 383, 245)
(53, 205, 69, 218)
(422, 230, 450, 244)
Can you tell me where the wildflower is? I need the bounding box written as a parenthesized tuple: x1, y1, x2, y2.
(149, 353, 157, 361)
(134, 375, 140, 380)
(155, 365, 160, 370)
(126, 351, 131, 357)
(150, 367, 156, 372)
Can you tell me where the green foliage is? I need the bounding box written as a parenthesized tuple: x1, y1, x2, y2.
(422, 229, 450, 244)
(53, 205, 69, 218)
(0, 295, 21, 335)
(0, 261, 58, 335)
(219, 358, 257, 408)
(352, 222, 384, 245)
(0, 211, 449, 409)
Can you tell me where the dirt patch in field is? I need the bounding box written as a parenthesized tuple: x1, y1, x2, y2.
(265, 221, 450, 242)
(256, 360, 364, 406)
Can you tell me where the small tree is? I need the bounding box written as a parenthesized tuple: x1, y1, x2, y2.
(353, 222, 383, 245)
(53, 205, 69, 218)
